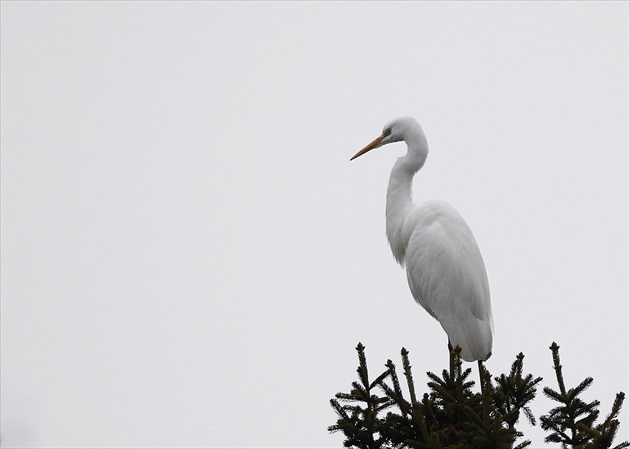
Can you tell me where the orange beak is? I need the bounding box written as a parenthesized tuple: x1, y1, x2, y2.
(350, 135, 385, 161)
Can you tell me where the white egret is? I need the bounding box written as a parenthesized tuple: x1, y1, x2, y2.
(351, 117, 494, 379)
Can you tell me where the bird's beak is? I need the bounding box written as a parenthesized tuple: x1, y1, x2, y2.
(350, 135, 384, 161)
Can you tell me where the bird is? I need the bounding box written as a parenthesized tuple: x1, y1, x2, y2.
(350, 117, 494, 380)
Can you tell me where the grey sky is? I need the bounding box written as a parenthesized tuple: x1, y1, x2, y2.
(1, 2, 628, 447)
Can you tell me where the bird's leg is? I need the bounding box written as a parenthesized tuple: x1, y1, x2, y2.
(448, 341, 454, 378)
(477, 360, 485, 391)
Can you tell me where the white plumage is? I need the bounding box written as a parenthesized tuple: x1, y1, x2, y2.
(351, 117, 494, 362)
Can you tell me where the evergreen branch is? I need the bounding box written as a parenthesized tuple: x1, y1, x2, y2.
(604, 392, 626, 425)
(513, 439, 532, 449)
(330, 342, 627, 449)
(370, 369, 392, 391)
(401, 347, 418, 405)
(539, 342, 630, 449)
(380, 359, 411, 417)
(522, 406, 536, 427)
(549, 342, 566, 395)
(356, 342, 370, 391)
(543, 386, 567, 403)
(571, 377, 594, 398)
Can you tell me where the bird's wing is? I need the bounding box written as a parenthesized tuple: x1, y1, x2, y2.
(403, 200, 493, 361)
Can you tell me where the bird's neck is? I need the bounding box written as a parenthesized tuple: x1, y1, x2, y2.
(386, 135, 428, 265)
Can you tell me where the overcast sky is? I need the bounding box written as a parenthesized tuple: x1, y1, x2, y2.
(1, 2, 628, 448)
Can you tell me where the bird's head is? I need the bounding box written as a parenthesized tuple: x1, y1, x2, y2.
(350, 116, 421, 161)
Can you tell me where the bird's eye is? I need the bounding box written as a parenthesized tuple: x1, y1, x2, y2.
(384, 128, 392, 137)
